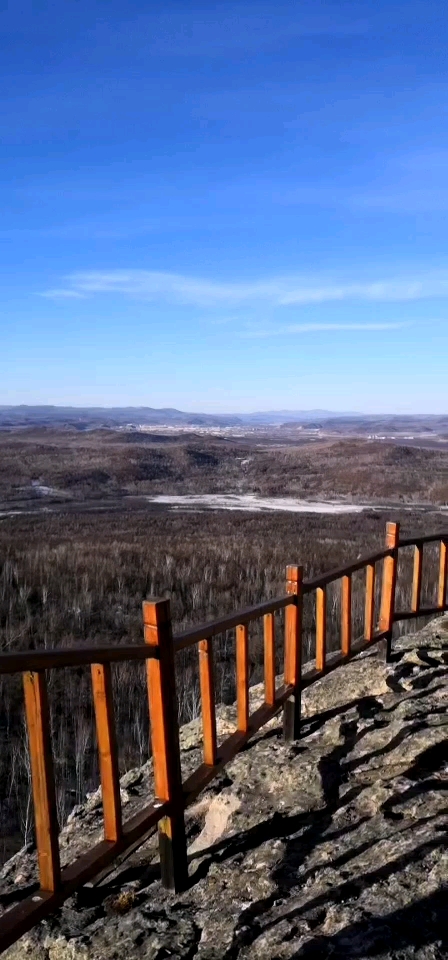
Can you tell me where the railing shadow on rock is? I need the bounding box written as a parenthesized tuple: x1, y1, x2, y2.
(0, 522, 446, 953)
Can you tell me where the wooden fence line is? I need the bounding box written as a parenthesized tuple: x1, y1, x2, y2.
(0, 524, 447, 952)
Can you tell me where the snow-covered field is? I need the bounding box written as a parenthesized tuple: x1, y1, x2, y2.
(147, 494, 365, 514)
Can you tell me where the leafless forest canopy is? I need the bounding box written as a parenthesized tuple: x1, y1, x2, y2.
(0, 426, 447, 864)
(1, 426, 448, 503)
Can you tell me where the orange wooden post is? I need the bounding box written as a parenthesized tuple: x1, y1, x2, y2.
(379, 521, 400, 662)
(23, 671, 61, 892)
(411, 544, 423, 614)
(364, 563, 376, 641)
(236, 623, 249, 732)
(316, 586, 327, 672)
(91, 662, 122, 842)
(264, 612, 276, 707)
(199, 638, 217, 766)
(283, 565, 302, 741)
(341, 574, 352, 657)
(143, 598, 188, 892)
(438, 539, 447, 609)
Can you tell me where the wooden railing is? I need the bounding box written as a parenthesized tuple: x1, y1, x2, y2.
(0, 522, 446, 952)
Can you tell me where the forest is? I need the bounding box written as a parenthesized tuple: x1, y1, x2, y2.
(0, 498, 445, 865)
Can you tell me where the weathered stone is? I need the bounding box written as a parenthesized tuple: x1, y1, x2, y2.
(1, 617, 447, 959)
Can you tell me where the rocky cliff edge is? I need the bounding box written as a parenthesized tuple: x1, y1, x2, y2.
(1, 617, 447, 960)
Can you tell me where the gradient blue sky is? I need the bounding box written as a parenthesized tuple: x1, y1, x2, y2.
(1, 0, 447, 413)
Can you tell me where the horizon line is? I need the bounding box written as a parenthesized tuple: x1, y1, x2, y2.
(0, 403, 447, 418)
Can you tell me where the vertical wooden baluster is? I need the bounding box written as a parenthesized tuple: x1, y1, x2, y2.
(143, 598, 188, 892)
(379, 521, 400, 662)
(23, 671, 60, 892)
(236, 624, 249, 732)
(364, 563, 376, 641)
(438, 539, 447, 610)
(341, 575, 352, 657)
(411, 545, 423, 614)
(199, 638, 217, 766)
(264, 612, 276, 707)
(91, 662, 122, 843)
(283, 565, 302, 741)
(316, 586, 327, 672)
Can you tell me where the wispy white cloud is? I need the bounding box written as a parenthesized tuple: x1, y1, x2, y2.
(39, 288, 87, 300)
(39, 268, 448, 308)
(277, 282, 425, 305)
(46, 271, 283, 305)
(241, 321, 411, 338)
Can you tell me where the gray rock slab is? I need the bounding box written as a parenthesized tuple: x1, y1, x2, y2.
(2, 617, 447, 959)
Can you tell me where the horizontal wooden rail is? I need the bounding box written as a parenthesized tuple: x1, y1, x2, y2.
(396, 533, 446, 548)
(1, 524, 447, 955)
(0, 644, 159, 675)
(174, 594, 291, 650)
(302, 548, 392, 593)
(394, 605, 448, 622)
(0, 800, 165, 954)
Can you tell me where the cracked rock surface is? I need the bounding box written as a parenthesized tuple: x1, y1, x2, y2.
(1, 617, 447, 959)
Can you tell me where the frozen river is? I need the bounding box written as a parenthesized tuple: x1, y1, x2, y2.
(147, 494, 366, 514)
(1, 493, 446, 520)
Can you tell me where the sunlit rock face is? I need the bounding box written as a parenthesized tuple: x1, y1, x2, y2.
(2, 617, 447, 960)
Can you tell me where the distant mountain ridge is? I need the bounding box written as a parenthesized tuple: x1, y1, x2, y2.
(0, 404, 360, 428)
(0, 405, 241, 428)
(0, 405, 445, 430)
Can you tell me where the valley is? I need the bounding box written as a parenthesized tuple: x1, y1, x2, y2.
(0, 416, 447, 865)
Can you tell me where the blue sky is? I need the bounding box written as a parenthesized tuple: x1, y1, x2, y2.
(1, 0, 447, 413)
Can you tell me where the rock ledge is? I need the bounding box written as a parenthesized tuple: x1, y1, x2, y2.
(1, 617, 447, 959)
